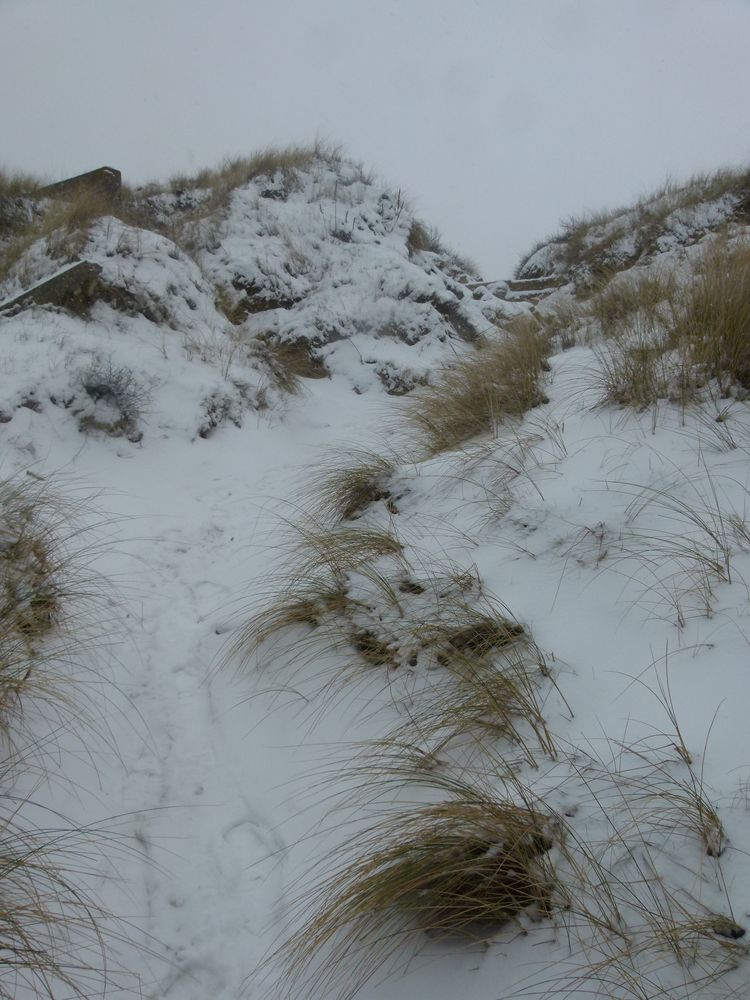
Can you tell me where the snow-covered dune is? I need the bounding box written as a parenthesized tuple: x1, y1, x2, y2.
(1, 151, 749, 1000)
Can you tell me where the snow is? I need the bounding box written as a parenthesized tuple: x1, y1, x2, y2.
(1, 157, 749, 999)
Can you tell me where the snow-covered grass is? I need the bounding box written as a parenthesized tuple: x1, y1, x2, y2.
(0, 473, 141, 998)
(0, 474, 95, 730)
(306, 448, 398, 523)
(406, 320, 551, 455)
(590, 237, 750, 411)
(272, 786, 555, 1000)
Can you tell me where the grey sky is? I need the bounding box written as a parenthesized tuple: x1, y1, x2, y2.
(2, 0, 749, 276)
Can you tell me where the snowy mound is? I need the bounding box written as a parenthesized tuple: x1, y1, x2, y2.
(0, 147, 525, 449)
(0, 150, 520, 450)
(517, 166, 750, 288)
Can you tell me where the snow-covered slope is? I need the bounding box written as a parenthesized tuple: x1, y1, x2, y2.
(517, 166, 750, 288)
(1, 154, 750, 1000)
(0, 148, 522, 445)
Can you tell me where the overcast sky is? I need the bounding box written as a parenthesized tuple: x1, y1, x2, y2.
(2, 0, 750, 276)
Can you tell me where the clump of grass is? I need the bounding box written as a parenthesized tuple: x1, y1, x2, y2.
(348, 627, 398, 668)
(0, 476, 72, 723)
(543, 739, 748, 1000)
(233, 577, 349, 657)
(590, 268, 676, 333)
(408, 325, 551, 455)
(0, 169, 43, 237)
(0, 475, 144, 996)
(669, 237, 750, 394)
(307, 449, 397, 522)
(229, 520, 405, 672)
(534, 299, 587, 349)
(593, 314, 678, 409)
(398, 646, 557, 765)
(168, 142, 336, 202)
(0, 169, 42, 201)
(437, 613, 525, 656)
(256, 337, 329, 381)
(406, 220, 444, 257)
(589, 239, 750, 411)
(272, 792, 555, 1000)
(292, 523, 404, 580)
(0, 784, 148, 1000)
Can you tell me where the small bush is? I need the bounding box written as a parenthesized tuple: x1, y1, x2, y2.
(78, 358, 150, 441)
(408, 324, 551, 455)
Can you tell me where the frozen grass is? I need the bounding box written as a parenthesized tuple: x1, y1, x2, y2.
(572, 470, 740, 628)
(0, 474, 79, 728)
(228, 501, 560, 761)
(164, 141, 339, 204)
(515, 729, 745, 1000)
(590, 268, 677, 334)
(394, 644, 557, 766)
(0, 473, 141, 995)
(306, 449, 397, 522)
(270, 785, 555, 1000)
(591, 238, 750, 412)
(670, 237, 750, 394)
(0, 794, 128, 1000)
(229, 518, 406, 679)
(407, 323, 551, 455)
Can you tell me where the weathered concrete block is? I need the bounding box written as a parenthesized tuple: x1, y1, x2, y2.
(0, 261, 105, 315)
(0, 260, 167, 323)
(506, 276, 563, 293)
(38, 167, 121, 199)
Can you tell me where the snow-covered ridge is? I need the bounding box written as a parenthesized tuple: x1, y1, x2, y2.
(516, 165, 750, 287)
